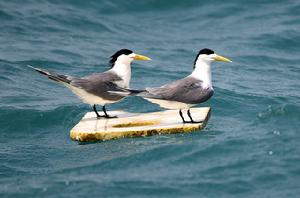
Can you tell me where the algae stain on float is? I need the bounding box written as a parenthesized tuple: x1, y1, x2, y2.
(112, 121, 160, 128)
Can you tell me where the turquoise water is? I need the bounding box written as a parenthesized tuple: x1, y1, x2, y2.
(1, 0, 300, 197)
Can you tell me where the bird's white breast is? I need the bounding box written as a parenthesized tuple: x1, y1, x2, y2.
(110, 63, 131, 88)
(190, 61, 213, 89)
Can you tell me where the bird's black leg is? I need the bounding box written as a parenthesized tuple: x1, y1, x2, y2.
(187, 109, 202, 123)
(179, 109, 187, 123)
(93, 104, 104, 118)
(102, 105, 117, 119)
(187, 109, 195, 123)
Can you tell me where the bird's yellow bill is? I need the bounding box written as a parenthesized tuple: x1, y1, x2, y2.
(134, 54, 151, 61)
(214, 54, 232, 62)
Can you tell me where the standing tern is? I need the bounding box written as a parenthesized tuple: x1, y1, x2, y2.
(113, 48, 231, 123)
(28, 49, 151, 118)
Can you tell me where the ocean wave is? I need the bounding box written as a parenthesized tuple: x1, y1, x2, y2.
(0, 105, 85, 135)
(1, 0, 300, 197)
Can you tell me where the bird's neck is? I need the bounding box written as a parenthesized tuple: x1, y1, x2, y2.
(110, 62, 131, 88)
(190, 61, 212, 88)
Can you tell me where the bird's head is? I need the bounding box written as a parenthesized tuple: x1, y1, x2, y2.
(109, 49, 151, 67)
(193, 48, 232, 69)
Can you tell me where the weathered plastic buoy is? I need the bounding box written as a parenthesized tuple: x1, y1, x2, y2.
(70, 107, 211, 142)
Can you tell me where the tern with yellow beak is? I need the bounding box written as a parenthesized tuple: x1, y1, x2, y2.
(28, 49, 151, 118)
(113, 48, 231, 123)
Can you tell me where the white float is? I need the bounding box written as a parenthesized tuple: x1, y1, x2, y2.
(70, 107, 211, 142)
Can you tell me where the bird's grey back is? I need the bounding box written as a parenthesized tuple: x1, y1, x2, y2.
(141, 76, 214, 104)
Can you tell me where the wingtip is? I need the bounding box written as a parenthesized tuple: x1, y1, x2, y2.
(26, 65, 50, 76)
(27, 65, 38, 70)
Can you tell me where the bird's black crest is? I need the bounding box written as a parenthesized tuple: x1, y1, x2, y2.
(193, 48, 215, 68)
(199, 48, 214, 55)
(109, 49, 133, 67)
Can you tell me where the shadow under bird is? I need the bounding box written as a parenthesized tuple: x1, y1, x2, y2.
(28, 49, 151, 118)
(113, 48, 231, 123)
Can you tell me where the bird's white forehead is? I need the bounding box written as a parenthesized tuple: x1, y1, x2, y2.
(198, 53, 216, 58)
(128, 53, 136, 58)
(116, 53, 135, 60)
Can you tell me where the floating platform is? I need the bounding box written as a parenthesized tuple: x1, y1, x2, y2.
(70, 107, 211, 142)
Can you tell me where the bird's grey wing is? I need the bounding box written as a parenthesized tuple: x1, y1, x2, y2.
(70, 71, 124, 101)
(143, 77, 214, 104)
(83, 71, 123, 83)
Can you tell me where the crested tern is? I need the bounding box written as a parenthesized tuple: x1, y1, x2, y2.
(113, 48, 231, 123)
(28, 49, 151, 118)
